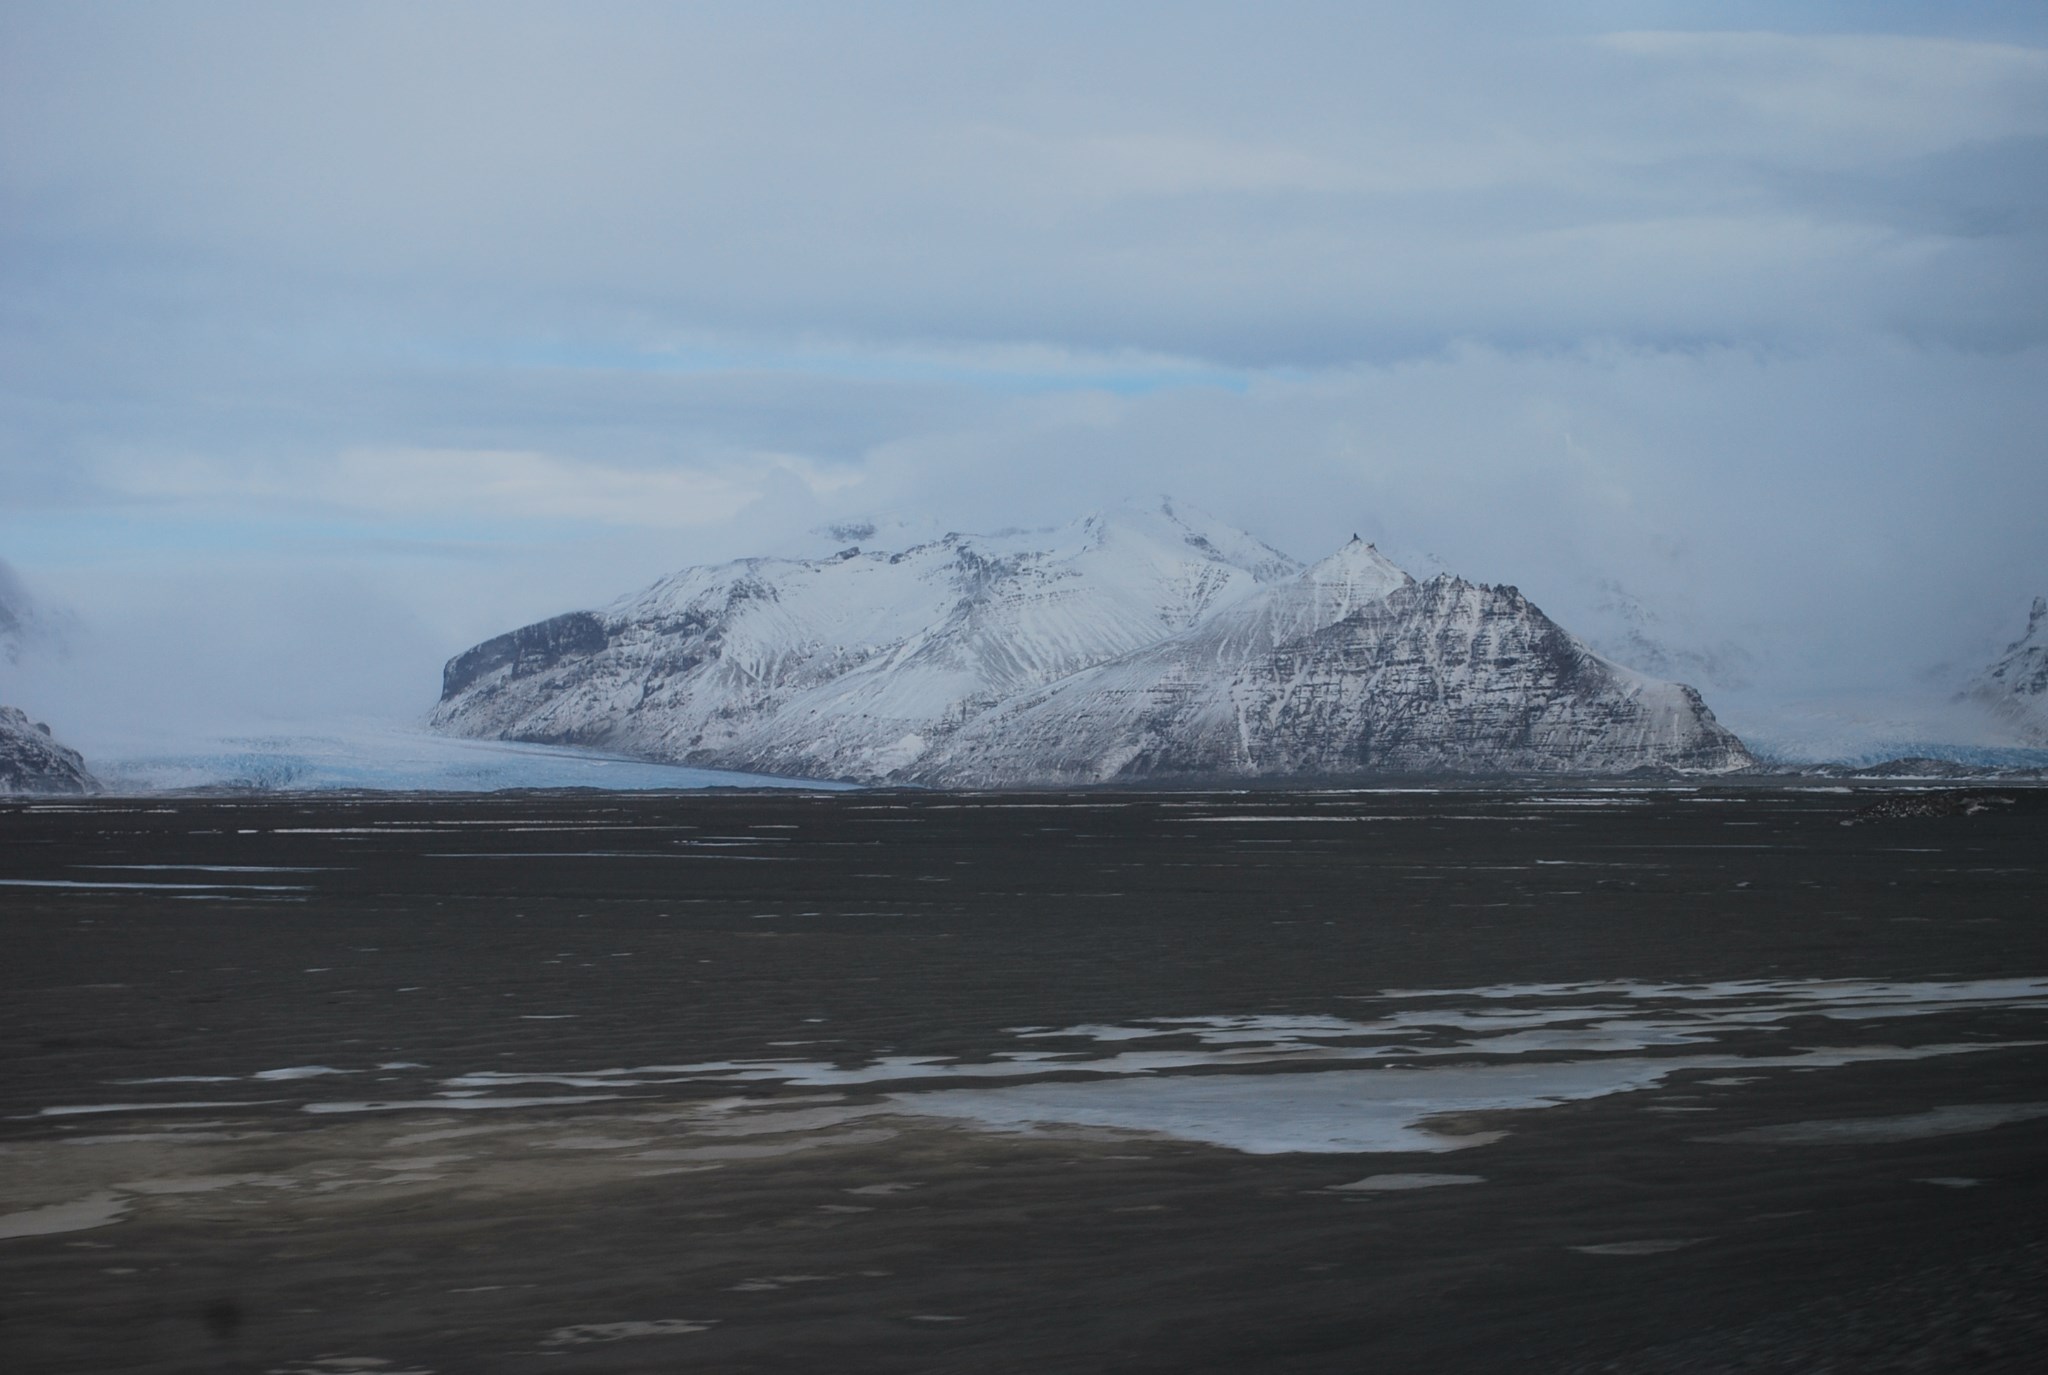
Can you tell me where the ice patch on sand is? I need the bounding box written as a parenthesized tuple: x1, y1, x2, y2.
(373, 1156, 470, 1172)
(1700, 1102, 2048, 1145)
(21, 1101, 282, 1118)
(894, 1060, 1675, 1154)
(439, 1043, 1402, 1090)
(114, 1076, 239, 1085)
(632, 1128, 897, 1162)
(83, 864, 337, 873)
(730, 1274, 833, 1291)
(0, 879, 307, 892)
(543, 1319, 716, 1345)
(974, 978, 2048, 1078)
(61, 1131, 252, 1145)
(0, 1191, 130, 1239)
(1380, 977, 2048, 1011)
(378, 977, 2048, 1150)
(114, 1174, 296, 1194)
(691, 1104, 890, 1136)
(890, 1046, 2018, 1155)
(1329, 1173, 1485, 1192)
(304, 1095, 622, 1114)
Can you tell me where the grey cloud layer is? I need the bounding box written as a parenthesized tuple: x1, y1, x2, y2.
(1, 2, 2044, 753)
(8, 3, 2045, 356)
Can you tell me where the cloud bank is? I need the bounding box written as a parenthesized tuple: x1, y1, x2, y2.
(2, 2, 2044, 759)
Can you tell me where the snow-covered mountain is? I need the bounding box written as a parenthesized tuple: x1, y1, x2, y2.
(432, 501, 1754, 783)
(928, 549, 1751, 784)
(2, 561, 98, 792)
(0, 706, 96, 794)
(434, 501, 1301, 779)
(1969, 595, 2048, 747)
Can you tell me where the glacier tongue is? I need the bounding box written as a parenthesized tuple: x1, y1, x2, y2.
(431, 501, 1753, 783)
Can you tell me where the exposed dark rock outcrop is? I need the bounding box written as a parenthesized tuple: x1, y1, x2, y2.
(0, 706, 96, 794)
(442, 611, 612, 699)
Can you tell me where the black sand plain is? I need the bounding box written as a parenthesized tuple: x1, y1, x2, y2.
(2, 785, 2046, 1373)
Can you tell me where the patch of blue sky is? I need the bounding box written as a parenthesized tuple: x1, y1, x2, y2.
(420, 337, 1277, 396)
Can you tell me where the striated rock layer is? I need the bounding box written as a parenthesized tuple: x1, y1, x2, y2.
(431, 501, 1754, 784)
(0, 706, 96, 794)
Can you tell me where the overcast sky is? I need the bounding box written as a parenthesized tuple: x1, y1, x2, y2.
(3, 1, 2045, 753)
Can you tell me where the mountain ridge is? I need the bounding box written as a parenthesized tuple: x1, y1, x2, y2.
(431, 501, 1754, 783)
(0, 706, 97, 795)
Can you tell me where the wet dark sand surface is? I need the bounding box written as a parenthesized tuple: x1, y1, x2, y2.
(3, 786, 2046, 1372)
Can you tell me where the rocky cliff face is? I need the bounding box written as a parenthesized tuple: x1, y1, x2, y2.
(0, 707, 97, 794)
(925, 559, 1751, 785)
(1970, 596, 2048, 746)
(432, 502, 1754, 783)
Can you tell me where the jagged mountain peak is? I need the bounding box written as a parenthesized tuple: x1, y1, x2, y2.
(1165, 534, 1418, 669)
(1300, 537, 1413, 602)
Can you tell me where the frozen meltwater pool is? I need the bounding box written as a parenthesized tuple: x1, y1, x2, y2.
(887, 1043, 2012, 1153)
(29, 977, 2048, 1156)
